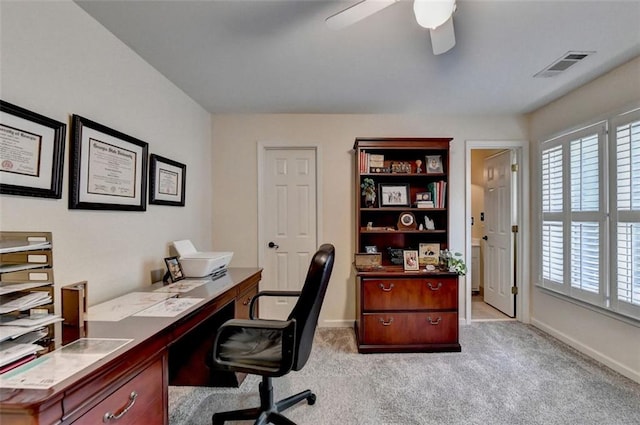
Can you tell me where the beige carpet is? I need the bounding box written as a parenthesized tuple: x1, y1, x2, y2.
(169, 324, 640, 425)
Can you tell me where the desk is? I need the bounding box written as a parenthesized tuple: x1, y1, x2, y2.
(0, 267, 262, 425)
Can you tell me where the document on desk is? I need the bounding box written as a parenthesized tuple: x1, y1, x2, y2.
(0, 338, 132, 389)
(153, 279, 208, 293)
(133, 297, 204, 317)
(87, 292, 175, 322)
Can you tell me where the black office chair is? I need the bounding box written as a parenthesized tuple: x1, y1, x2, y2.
(210, 243, 335, 425)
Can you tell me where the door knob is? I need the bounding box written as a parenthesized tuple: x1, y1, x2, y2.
(482, 236, 488, 241)
(268, 242, 279, 249)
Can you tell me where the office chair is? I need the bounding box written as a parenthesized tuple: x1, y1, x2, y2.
(211, 243, 335, 425)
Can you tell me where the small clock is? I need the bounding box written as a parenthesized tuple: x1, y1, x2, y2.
(397, 212, 417, 230)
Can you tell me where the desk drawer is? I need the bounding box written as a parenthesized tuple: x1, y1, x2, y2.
(72, 358, 164, 425)
(361, 312, 458, 345)
(362, 277, 457, 311)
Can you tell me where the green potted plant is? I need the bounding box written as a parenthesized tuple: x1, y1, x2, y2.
(361, 178, 376, 207)
(439, 249, 467, 275)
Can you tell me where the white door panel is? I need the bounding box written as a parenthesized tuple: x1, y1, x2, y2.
(483, 150, 515, 317)
(262, 148, 317, 319)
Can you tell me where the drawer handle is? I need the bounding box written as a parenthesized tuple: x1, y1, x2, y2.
(427, 316, 442, 325)
(378, 283, 394, 292)
(242, 297, 251, 306)
(427, 282, 443, 291)
(379, 318, 394, 326)
(103, 391, 137, 423)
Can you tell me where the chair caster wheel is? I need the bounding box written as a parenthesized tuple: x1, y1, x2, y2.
(307, 393, 317, 405)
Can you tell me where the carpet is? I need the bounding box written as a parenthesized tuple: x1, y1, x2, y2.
(169, 322, 640, 425)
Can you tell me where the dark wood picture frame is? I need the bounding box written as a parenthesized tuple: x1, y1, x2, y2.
(149, 154, 186, 206)
(69, 115, 148, 211)
(164, 256, 185, 283)
(0, 100, 66, 199)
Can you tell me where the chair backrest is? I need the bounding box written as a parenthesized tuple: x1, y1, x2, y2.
(287, 243, 335, 371)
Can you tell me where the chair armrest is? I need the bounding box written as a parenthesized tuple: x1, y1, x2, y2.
(212, 318, 297, 377)
(249, 290, 302, 319)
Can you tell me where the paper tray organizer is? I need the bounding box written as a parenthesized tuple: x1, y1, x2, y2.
(172, 240, 233, 278)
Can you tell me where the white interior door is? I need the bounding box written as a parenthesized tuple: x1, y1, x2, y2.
(483, 150, 515, 317)
(261, 148, 317, 319)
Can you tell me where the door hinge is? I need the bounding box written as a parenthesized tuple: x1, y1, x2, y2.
(511, 164, 519, 172)
(511, 286, 518, 295)
(512, 225, 518, 233)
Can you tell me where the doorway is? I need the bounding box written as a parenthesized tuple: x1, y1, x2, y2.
(464, 141, 530, 324)
(257, 144, 322, 319)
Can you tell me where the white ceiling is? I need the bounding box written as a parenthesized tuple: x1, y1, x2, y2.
(75, 0, 640, 115)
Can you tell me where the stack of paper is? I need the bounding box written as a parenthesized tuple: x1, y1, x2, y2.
(0, 292, 52, 314)
(0, 342, 41, 368)
(0, 314, 62, 342)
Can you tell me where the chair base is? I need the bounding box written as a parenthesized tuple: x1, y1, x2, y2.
(212, 376, 316, 425)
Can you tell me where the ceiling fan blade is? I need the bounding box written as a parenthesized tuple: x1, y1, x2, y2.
(326, 0, 399, 30)
(429, 15, 455, 55)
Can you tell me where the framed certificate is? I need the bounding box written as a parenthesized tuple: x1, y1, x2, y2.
(0, 100, 66, 198)
(149, 154, 186, 206)
(69, 115, 148, 210)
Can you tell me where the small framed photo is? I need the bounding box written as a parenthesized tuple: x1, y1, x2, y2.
(419, 243, 440, 266)
(149, 154, 186, 206)
(379, 183, 410, 207)
(426, 155, 443, 174)
(164, 256, 185, 282)
(364, 245, 378, 253)
(416, 191, 432, 202)
(403, 250, 419, 271)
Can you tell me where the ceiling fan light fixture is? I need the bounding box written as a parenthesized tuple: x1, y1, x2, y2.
(413, 0, 456, 30)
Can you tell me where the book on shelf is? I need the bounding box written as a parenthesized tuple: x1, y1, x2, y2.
(415, 201, 435, 208)
(427, 180, 447, 208)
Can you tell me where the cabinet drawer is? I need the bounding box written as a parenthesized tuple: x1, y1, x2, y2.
(361, 312, 458, 345)
(72, 358, 164, 425)
(362, 277, 457, 311)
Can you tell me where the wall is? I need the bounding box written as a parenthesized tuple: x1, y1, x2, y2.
(528, 56, 640, 382)
(0, 1, 213, 305)
(211, 114, 528, 325)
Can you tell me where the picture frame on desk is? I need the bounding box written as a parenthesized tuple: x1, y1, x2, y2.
(69, 115, 148, 211)
(164, 256, 185, 283)
(419, 243, 440, 266)
(0, 100, 66, 199)
(149, 154, 186, 206)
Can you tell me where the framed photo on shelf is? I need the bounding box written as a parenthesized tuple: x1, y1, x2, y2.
(69, 115, 148, 210)
(379, 183, 410, 207)
(403, 250, 419, 271)
(0, 100, 66, 199)
(149, 154, 186, 206)
(426, 155, 443, 174)
(419, 243, 440, 266)
(164, 256, 185, 283)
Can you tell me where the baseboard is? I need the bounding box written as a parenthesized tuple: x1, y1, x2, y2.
(531, 318, 640, 384)
(319, 319, 352, 328)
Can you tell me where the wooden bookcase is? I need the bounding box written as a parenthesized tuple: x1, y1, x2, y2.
(353, 138, 461, 353)
(0, 231, 57, 369)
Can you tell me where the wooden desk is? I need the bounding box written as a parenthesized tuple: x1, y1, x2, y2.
(0, 267, 262, 425)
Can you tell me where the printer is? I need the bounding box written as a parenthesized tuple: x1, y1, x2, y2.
(172, 240, 233, 278)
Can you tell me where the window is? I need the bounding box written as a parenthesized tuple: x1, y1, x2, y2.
(538, 108, 640, 321)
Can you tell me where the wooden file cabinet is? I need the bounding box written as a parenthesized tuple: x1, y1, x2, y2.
(355, 273, 461, 353)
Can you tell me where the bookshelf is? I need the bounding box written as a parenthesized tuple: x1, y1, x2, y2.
(353, 138, 461, 353)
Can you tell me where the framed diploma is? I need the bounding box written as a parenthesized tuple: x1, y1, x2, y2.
(0, 100, 66, 198)
(69, 115, 148, 211)
(149, 154, 186, 206)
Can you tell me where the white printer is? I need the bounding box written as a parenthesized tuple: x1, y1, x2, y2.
(172, 240, 233, 278)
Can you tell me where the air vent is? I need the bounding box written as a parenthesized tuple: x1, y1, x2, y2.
(534, 51, 595, 78)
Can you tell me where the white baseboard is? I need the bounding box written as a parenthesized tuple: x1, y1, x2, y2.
(320, 319, 352, 328)
(531, 318, 640, 384)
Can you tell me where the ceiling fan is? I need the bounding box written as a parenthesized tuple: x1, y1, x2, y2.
(326, 0, 457, 55)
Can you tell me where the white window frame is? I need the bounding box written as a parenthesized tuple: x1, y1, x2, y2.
(537, 107, 640, 322)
